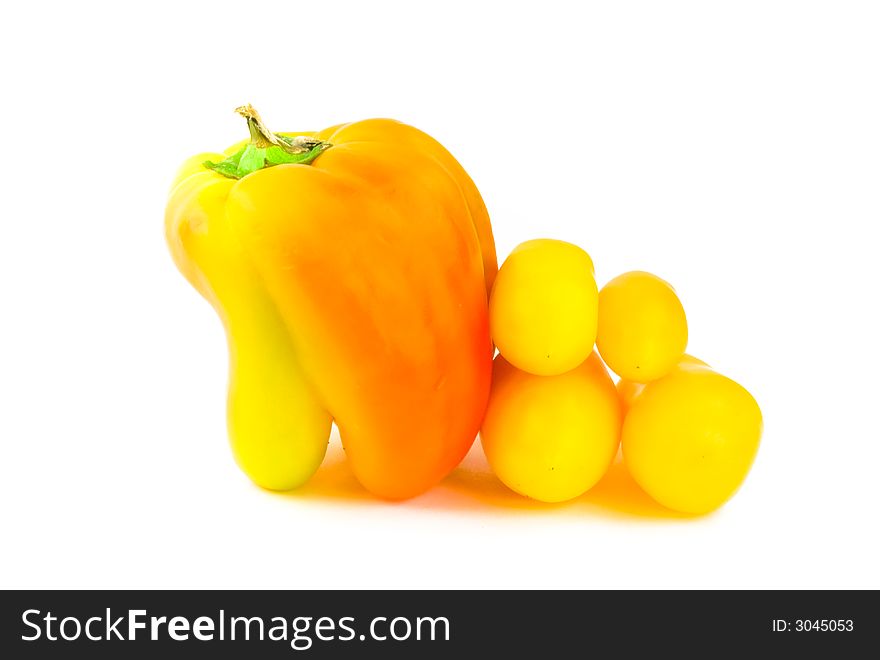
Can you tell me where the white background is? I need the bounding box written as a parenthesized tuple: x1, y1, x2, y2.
(1, 1, 878, 589)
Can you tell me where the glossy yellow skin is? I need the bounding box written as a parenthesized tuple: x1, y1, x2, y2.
(480, 352, 622, 503)
(597, 271, 688, 382)
(489, 239, 598, 376)
(167, 152, 332, 490)
(617, 354, 708, 413)
(622, 360, 762, 514)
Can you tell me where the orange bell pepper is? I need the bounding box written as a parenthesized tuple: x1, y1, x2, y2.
(165, 106, 496, 499)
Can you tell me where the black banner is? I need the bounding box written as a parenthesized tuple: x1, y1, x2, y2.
(1, 590, 875, 657)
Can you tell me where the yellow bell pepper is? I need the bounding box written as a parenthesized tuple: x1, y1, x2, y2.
(165, 105, 496, 499)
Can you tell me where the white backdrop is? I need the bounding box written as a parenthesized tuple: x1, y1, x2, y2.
(1, 0, 877, 588)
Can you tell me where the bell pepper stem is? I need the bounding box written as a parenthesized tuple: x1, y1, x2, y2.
(204, 104, 331, 180)
(235, 104, 325, 154)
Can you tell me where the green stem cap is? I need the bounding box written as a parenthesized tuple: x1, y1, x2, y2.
(204, 104, 331, 179)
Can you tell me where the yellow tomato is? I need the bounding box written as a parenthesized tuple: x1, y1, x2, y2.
(480, 352, 622, 502)
(489, 239, 598, 376)
(622, 365, 762, 514)
(596, 271, 688, 382)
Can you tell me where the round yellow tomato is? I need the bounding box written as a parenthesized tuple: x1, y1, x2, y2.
(480, 352, 622, 502)
(622, 365, 762, 514)
(597, 271, 688, 382)
(489, 239, 598, 376)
